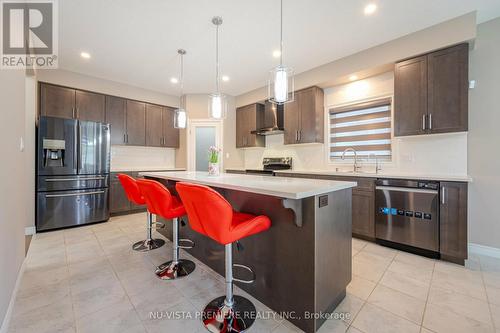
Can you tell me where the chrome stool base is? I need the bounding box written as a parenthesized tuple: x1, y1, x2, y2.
(155, 259, 196, 280)
(132, 238, 165, 252)
(202, 295, 256, 333)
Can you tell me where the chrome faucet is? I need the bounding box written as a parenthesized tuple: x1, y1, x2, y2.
(370, 153, 382, 174)
(341, 148, 361, 172)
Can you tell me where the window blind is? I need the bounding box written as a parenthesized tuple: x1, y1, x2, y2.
(329, 98, 392, 159)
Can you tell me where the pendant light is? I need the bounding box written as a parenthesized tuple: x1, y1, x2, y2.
(268, 0, 294, 104)
(209, 16, 227, 119)
(174, 49, 187, 129)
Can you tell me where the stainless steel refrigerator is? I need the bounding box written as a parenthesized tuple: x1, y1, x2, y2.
(36, 116, 111, 231)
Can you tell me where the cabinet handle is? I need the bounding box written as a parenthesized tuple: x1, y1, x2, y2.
(429, 114, 432, 130)
(72, 107, 75, 118)
(75, 108, 79, 119)
(299, 130, 302, 142)
(295, 130, 298, 142)
(441, 186, 446, 204)
(422, 114, 426, 130)
(123, 133, 126, 143)
(126, 133, 129, 143)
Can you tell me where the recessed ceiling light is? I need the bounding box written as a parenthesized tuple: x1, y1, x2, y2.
(170, 77, 179, 84)
(272, 50, 281, 58)
(364, 3, 377, 15)
(222, 75, 230, 82)
(80, 52, 91, 59)
(349, 75, 358, 81)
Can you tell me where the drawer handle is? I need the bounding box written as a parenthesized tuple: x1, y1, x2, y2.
(46, 176, 105, 182)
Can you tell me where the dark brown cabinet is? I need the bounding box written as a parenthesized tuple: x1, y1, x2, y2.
(146, 104, 164, 147)
(75, 90, 105, 122)
(284, 86, 324, 145)
(125, 100, 146, 146)
(162, 107, 179, 148)
(110, 173, 132, 214)
(40, 83, 105, 122)
(40, 82, 179, 148)
(440, 181, 468, 264)
(427, 44, 469, 133)
(394, 43, 468, 136)
(394, 56, 428, 136)
(236, 103, 265, 148)
(105, 96, 127, 145)
(40, 84, 76, 119)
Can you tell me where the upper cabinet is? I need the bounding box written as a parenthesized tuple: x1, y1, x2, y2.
(145, 104, 179, 148)
(40, 82, 179, 148)
(40, 83, 105, 122)
(394, 43, 468, 137)
(284, 86, 324, 145)
(236, 103, 265, 148)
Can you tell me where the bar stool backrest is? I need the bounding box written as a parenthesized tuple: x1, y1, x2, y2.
(117, 174, 145, 205)
(176, 182, 233, 244)
(136, 179, 176, 219)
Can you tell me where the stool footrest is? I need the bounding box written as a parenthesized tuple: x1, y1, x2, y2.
(178, 238, 195, 249)
(154, 222, 165, 229)
(232, 263, 256, 284)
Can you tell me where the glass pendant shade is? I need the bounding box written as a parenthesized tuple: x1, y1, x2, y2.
(209, 93, 227, 119)
(174, 108, 187, 129)
(269, 65, 294, 104)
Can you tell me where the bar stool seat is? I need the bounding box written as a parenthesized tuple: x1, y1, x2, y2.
(137, 179, 196, 280)
(118, 174, 165, 252)
(176, 182, 271, 332)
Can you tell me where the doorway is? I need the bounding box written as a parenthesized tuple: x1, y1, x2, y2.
(188, 119, 223, 172)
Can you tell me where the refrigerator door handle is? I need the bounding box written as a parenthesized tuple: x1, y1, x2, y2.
(45, 176, 106, 182)
(45, 190, 106, 198)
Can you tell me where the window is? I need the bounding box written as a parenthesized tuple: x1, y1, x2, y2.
(329, 97, 392, 160)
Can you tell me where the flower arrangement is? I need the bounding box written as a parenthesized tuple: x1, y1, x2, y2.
(208, 146, 221, 176)
(208, 146, 221, 163)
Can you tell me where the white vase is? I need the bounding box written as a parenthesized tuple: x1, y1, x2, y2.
(208, 162, 220, 176)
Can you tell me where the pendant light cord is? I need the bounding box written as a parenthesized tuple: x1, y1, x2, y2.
(180, 52, 184, 108)
(280, 0, 283, 66)
(215, 23, 220, 94)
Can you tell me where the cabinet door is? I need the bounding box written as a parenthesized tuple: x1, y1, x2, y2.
(145, 104, 163, 147)
(298, 87, 324, 144)
(40, 84, 75, 119)
(394, 56, 428, 136)
(125, 100, 146, 146)
(105, 96, 127, 145)
(236, 107, 246, 148)
(440, 182, 468, 263)
(75, 90, 105, 122)
(352, 190, 375, 239)
(428, 44, 468, 134)
(162, 107, 179, 148)
(109, 175, 131, 213)
(284, 98, 300, 144)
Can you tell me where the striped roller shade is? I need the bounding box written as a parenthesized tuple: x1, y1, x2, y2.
(329, 97, 392, 159)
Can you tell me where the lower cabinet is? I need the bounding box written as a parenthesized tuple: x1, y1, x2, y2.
(352, 189, 375, 239)
(440, 181, 468, 264)
(110, 172, 146, 214)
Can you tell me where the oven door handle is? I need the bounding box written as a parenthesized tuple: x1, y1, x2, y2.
(375, 185, 438, 194)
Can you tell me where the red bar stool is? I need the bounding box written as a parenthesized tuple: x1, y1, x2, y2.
(176, 182, 271, 332)
(118, 174, 165, 251)
(136, 179, 196, 280)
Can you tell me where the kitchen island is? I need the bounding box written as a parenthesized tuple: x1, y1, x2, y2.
(140, 171, 356, 333)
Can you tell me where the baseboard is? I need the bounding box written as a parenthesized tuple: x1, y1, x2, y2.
(0, 258, 26, 333)
(469, 243, 500, 259)
(24, 226, 36, 236)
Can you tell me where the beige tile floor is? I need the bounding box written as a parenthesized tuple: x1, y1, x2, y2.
(8, 212, 500, 333)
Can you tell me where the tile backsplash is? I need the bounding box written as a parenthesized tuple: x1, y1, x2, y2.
(110, 145, 176, 171)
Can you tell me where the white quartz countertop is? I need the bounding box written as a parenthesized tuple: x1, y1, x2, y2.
(273, 169, 472, 182)
(139, 171, 357, 200)
(111, 167, 186, 172)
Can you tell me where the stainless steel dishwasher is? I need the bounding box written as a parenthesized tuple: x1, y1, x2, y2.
(375, 179, 439, 253)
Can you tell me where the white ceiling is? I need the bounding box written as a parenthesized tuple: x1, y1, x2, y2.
(58, 0, 500, 97)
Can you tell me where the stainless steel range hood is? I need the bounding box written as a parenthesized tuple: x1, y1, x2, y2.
(251, 100, 284, 136)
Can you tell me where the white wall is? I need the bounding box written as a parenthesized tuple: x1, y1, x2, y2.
(244, 72, 468, 176)
(110, 146, 176, 171)
(468, 17, 500, 250)
(0, 69, 28, 330)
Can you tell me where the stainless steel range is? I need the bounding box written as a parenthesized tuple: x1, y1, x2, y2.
(245, 157, 292, 176)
